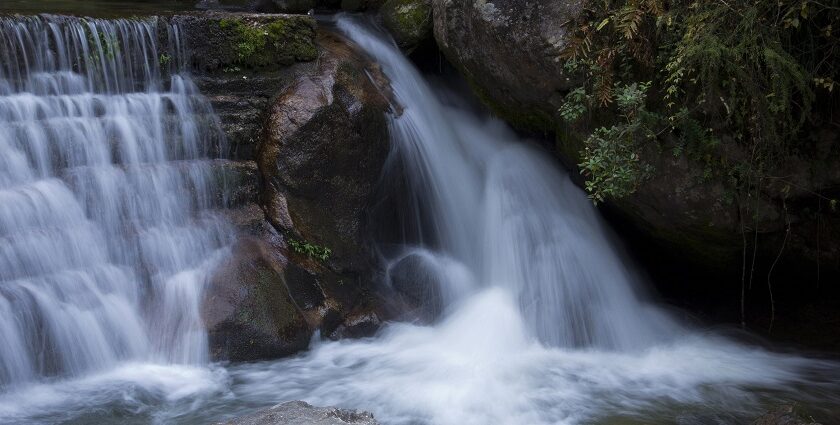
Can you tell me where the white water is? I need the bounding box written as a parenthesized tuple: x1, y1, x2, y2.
(0, 15, 232, 389)
(0, 14, 838, 425)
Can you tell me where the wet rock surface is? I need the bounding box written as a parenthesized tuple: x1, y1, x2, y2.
(181, 14, 393, 359)
(752, 405, 821, 425)
(259, 30, 393, 276)
(204, 238, 312, 361)
(217, 401, 379, 425)
(381, 0, 432, 49)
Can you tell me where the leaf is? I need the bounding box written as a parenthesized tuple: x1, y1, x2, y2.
(596, 18, 611, 31)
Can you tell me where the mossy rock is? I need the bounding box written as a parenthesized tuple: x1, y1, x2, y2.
(171, 14, 317, 72)
(218, 16, 318, 68)
(381, 0, 432, 49)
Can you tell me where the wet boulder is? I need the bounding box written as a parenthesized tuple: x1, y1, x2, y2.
(217, 401, 379, 425)
(250, 30, 394, 347)
(192, 21, 392, 361)
(259, 30, 392, 277)
(381, 0, 432, 49)
(386, 252, 446, 323)
(203, 238, 312, 361)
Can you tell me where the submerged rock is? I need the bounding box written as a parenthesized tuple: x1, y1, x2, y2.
(381, 0, 432, 49)
(217, 401, 379, 425)
(752, 405, 821, 425)
(387, 252, 445, 323)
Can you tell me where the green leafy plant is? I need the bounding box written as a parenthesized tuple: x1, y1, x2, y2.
(561, 0, 839, 203)
(559, 87, 589, 122)
(578, 81, 658, 203)
(287, 238, 332, 262)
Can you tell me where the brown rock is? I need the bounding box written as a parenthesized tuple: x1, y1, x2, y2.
(203, 238, 312, 361)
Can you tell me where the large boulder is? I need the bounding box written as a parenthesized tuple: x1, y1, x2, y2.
(432, 0, 582, 129)
(217, 401, 379, 425)
(188, 18, 393, 360)
(259, 30, 393, 277)
(386, 252, 446, 323)
(381, 0, 432, 49)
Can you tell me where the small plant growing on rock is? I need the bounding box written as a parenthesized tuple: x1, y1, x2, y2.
(288, 238, 331, 262)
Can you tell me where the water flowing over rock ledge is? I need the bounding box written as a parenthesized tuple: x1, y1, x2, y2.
(0, 11, 394, 366)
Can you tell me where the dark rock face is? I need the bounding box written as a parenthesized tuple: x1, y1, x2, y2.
(381, 0, 432, 49)
(259, 31, 393, 276)
(217, 401, 379, 425)
(431, 0, 840, 279)
(254, 32, 394, 350)
(432, 0, 582, 129)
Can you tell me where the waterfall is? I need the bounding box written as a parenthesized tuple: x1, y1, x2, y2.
(338, 19, 681, 349)
(0, 15, 233, 388)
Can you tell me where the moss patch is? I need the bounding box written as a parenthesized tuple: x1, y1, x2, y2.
(218, 16, 317, 68)
(381, 0, 431, 47)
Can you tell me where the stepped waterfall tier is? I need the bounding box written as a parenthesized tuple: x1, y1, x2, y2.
(0, 16, 233, 388)
(0, 10, 838, 425)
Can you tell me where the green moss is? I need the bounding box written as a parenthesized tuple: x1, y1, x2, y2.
(381, 0, 431, 46)
(218, 16, 317, 68)
(393, 0, 429, 31)
(288, 238, 331, 262)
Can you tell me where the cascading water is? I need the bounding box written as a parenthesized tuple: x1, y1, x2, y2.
(0, 15, 233, 389)
(354, 18, 680, 349)
(0, 13, 838, 425)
